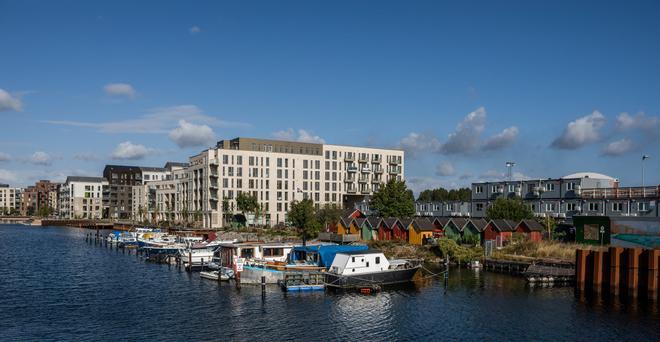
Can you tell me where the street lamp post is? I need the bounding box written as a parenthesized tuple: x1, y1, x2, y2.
(506, 161, 516, 182)
(642, 155, 650, 197)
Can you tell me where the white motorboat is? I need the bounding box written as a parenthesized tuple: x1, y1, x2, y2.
(200, 268, 234, 281)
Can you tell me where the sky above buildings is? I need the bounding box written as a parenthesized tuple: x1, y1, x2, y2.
(1, 0, 659, 193)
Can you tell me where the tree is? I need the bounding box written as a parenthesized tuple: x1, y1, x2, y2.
(317, 204, 343, 231)
(236, 192, 259, 225)
(370, 179, 415, 218)
(418, 187, 471, 202)
(37, 206, 53, 218)
(486, 197, 533, 221)
(288, 198, 322, 245)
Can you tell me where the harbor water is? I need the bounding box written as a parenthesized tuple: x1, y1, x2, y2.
(0, 225, 658, 341)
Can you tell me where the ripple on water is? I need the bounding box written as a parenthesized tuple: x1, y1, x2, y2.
(0, 225, 658, 341)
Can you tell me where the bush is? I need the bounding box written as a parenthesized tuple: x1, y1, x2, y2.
(433, 238, 483, 263)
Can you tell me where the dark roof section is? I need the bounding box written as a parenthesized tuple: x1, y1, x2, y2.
(339, 216, 355, 228)
(383, 217, 401, 229)
(449, 218, 468, 231)
(432, 217, 450, 227)
(65, 176, 106, 183)
(367, 217, 383, 228)
(469, 218, 489, 232)
(355, 217, 369, 228)
(342, 208, 365, 219)
(399, 218, 413, 229)
(139, 166, 167, 172)
(519, 219, 544, 232)
(337, 249, 383, 256)
(412, 218, 435, 231)
(490, 219, 516, 232)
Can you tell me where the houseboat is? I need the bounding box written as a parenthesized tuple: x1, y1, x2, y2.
(325, 250, 421, 289)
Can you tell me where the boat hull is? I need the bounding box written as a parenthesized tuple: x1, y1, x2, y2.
(325, 266, 421, 289)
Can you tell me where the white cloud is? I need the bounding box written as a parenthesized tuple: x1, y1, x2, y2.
(479, 170, 531, 182)
(189, 26, 201, 34)
(29, 151, 53, 166)
(551, 111, 606, 149)
(169, 120, 216, 148)
(0, 88, 22, 111)
(0, 152, 10, 162)
(615, 112, 660, 131)
(601, 138, 633, 157)
(111, 141, 153, 160)
(440, 107, 487, 154)
(273, 128, 325, 143)
(397, 132, 441, 158)
(73, 153, 98, 162)
(482, 126, 519, 151)
(44, 105, 249, 134)
(0, 169, 18, 183)
(104, 83, 136, 99)
(435, 161, 456, 176)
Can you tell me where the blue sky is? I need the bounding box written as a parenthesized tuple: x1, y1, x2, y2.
(1, 0, 659, 193)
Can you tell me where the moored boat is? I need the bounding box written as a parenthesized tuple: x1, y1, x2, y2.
(324, 250, 421, 289)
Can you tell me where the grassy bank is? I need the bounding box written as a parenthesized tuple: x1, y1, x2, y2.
(368, 239, 483, 264)
(491, 240, 601, 262)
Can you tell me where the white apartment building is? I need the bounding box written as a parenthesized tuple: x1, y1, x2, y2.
(132, 163, 189, 223)
(0, 184, 20, 215)
(187, 137, 404, 229)
(58, 176, 108, 219)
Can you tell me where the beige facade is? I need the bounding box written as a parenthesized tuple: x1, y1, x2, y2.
(59, 177, 107, 219)
(0, 185, 20, 214)
(187, 137, 405, 229)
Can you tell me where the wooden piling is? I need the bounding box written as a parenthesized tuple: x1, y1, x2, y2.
(647, 249, 659, 300)
(626, 248, 642, 297)
(592, 250, 605, 292)
(609, 247, 624, 295)
(576, 249, 589, 290)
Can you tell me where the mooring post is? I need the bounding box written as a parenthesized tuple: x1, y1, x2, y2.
(609, 247, 623, 295)
(261, 275, 266, 294)
(627, 248, 642, 297)
(647, 249, 659, 300)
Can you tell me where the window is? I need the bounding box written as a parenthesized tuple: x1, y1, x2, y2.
(475, 186, 483, 194)
(545, 183, 555, 191)
(375, 256, 380, 264)
(612, 203, 623, 212)
(545, 203, 556, 212)
(639, 202, 649, 211)
(351, 257, 355, 263)
(588, 202, 599, 211)
(508, 185, 515, 193)
(566, 182, 575, 191)
(566, 203, 577, 211)
(476, 203, 484, 211)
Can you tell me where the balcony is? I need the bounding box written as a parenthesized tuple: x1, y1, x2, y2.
(344, 176, 355, 182)
(347, 166, 358, 173)
(388, 157, 401, 165)
(371, 178, 382, 184)
(347, 187, 357, 194)
(344, 154, 355, 162)
(388, 167, 401, 175)
(580, 186, 659, 199)
(360, 186, 371, 194)
(373, 167, 383, 174)
(360, 167, 371, 173)
(358, 154, 369, 162)
(210, 172, 219, 178)
(209, 184, 219, 190)
(209, 158, 219, 166)
(358, 176, 369, 183)
(372, 156, 382, 163)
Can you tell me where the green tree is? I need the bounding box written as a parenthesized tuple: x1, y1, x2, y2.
(370, 179, 415, 218)
(288, 198, 321, 245)
(317, 204, 343, 230)
(486, 197, 533, 221)
(417, 187, 471, 201)
(37, 206, 53, 218)
(236, 192, 259, 224)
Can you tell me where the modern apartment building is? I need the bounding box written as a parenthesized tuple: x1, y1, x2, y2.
(20, 180, 59, 216)
(470, 172, 659, 219)
(58, 176, 108, 219)
(415, 201, 471, 217)
(0, 184, 21, 215)
(103, 165, 170, 219)
(187, 137, 404, 229)
(132, 162, 188, 223)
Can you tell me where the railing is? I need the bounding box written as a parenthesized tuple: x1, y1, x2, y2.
(373, 167, 383, 174)
(346, 166, 358, 173)
(580, 186, 659, 199)
(358, 155, 369, 162)
(344, 154, 355, 161)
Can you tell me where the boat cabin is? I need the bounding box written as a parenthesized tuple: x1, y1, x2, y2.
(329, 250, 390, 275)
(288, 244, 368, 268)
